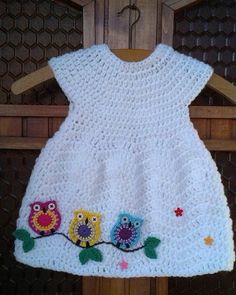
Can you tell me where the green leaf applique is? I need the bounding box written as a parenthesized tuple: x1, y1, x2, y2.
(12, 228, 35, 253)
(12, 229, 31, 241)
(144, 247, 157, 259)
(22, 237, 35, 252)
(144, 236, 161, 259)
(79, 247, 103, 265)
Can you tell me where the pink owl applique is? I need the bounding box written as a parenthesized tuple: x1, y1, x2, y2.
(28, 200, 61, 236)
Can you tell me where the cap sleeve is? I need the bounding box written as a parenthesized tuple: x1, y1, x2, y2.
(48, 48, 85, 104)
(177, 53, 214, 106)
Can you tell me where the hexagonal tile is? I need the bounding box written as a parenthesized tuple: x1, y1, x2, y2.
(68, 7, 82, 18)
(2, 15, 14, 31)
(8, 1, 21, 16)
(214, 5, 228, 20)
(46, 46, 59, 59)
(53, 3, 67, 17)
(199, 5, 212, 20)
(229, 176, 236, 194)
(38, 0, 51, 17)
(68, 31, 80, 48)
(207, 20, 220, 35)
(2, 76, 14, 92)
(9, 30, 22, 46)
(230, 153, 236, 166)
(0, 90, 8, 104)
(75, 16, 83, 31)
(185, 6, 199, 20)
(228, 5, 236, 20)
(0, 209, 9, 226)
(31, 16, 44, 32)
(23, 60, 37, 74)
(60, 16, 74, 32)
(206, 48, 219, 64)
(220, 49, 233, 65)
(45, 16, 59, 32)
(53, 31, 66, 47)
(0, 60, 7, 77)
(2, 46, 14, 61)
(192, 19, 206, 34)
(0, 2, 7, 16)
(1, 196, 17, 212)
(30, 46, 44, 62)
(221, 20, 234, 35)
(15, 45, 29, 62)
(184, 34, 197, 49)
(9, 60, 22, 77)
(23, 30, 36, 47)
(22, 0, 36, 16)
(227, 64, 236, 80)
(222, 162, 236, 179)
(191, 47, 204, 61)
(15, 16, 29, 31)
(229, 35, 236, 49)
(199, 35, 212, 49)
(213, 34, 226, 49)
(38, 31, 51, 47)
(175, 19, 190, 34)
(0, 30, 7, 46)
(214, 63, 225, 77)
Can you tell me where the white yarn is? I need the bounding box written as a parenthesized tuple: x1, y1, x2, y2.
(13, 43, 235, 278)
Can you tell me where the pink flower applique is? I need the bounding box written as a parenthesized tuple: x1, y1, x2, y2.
(119, 259, 128, 270)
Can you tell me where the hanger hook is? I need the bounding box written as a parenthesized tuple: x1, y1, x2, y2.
(117, 4, 141, 48)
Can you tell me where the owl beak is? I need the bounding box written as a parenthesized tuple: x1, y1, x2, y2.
(85, 218, 89, 224)
(128, 221, 132, 228)
(42, 207, 47, 213)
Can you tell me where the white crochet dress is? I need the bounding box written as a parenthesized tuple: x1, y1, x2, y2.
(13, 43, 235, 278)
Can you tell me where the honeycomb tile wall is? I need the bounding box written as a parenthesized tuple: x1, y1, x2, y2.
(170, 1, 236, 294)
(0, 0, 83, 105)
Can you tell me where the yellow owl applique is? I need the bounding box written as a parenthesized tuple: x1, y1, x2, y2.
(68, 209, 101, 248)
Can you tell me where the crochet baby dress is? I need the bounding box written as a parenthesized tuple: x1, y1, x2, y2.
(13, 43, 235, 278)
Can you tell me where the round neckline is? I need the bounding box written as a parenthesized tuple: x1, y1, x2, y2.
(99, 42, 173, 68)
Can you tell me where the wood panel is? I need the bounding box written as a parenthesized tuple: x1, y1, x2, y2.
(133, 0, 159, 49)
(108, 0, 130, 48)
(161, 4, 174, 45)
(83, 1, 96, 47)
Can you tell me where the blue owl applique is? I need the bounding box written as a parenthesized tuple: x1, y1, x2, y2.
(110, 212, 143, 249)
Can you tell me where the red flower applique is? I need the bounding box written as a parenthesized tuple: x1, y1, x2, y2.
(174, 207, 183, 217)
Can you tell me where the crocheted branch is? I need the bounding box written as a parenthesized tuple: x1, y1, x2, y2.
(33, 232, 145, 253)
(13, 228, 161, 264)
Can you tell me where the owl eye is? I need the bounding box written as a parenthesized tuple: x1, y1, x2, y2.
(48, 202, 56, 210)
(33, 204, 41, 211)
(92, 216, 97, 222)
(121, 216, 129, 223)
(134, 221, 140, 227)
(77, 213, 83, 220)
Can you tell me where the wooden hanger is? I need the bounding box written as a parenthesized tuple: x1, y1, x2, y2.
(10, 47, 236, 104)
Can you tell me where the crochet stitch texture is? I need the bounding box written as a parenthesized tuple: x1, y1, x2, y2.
(13, 43, 235, 278)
